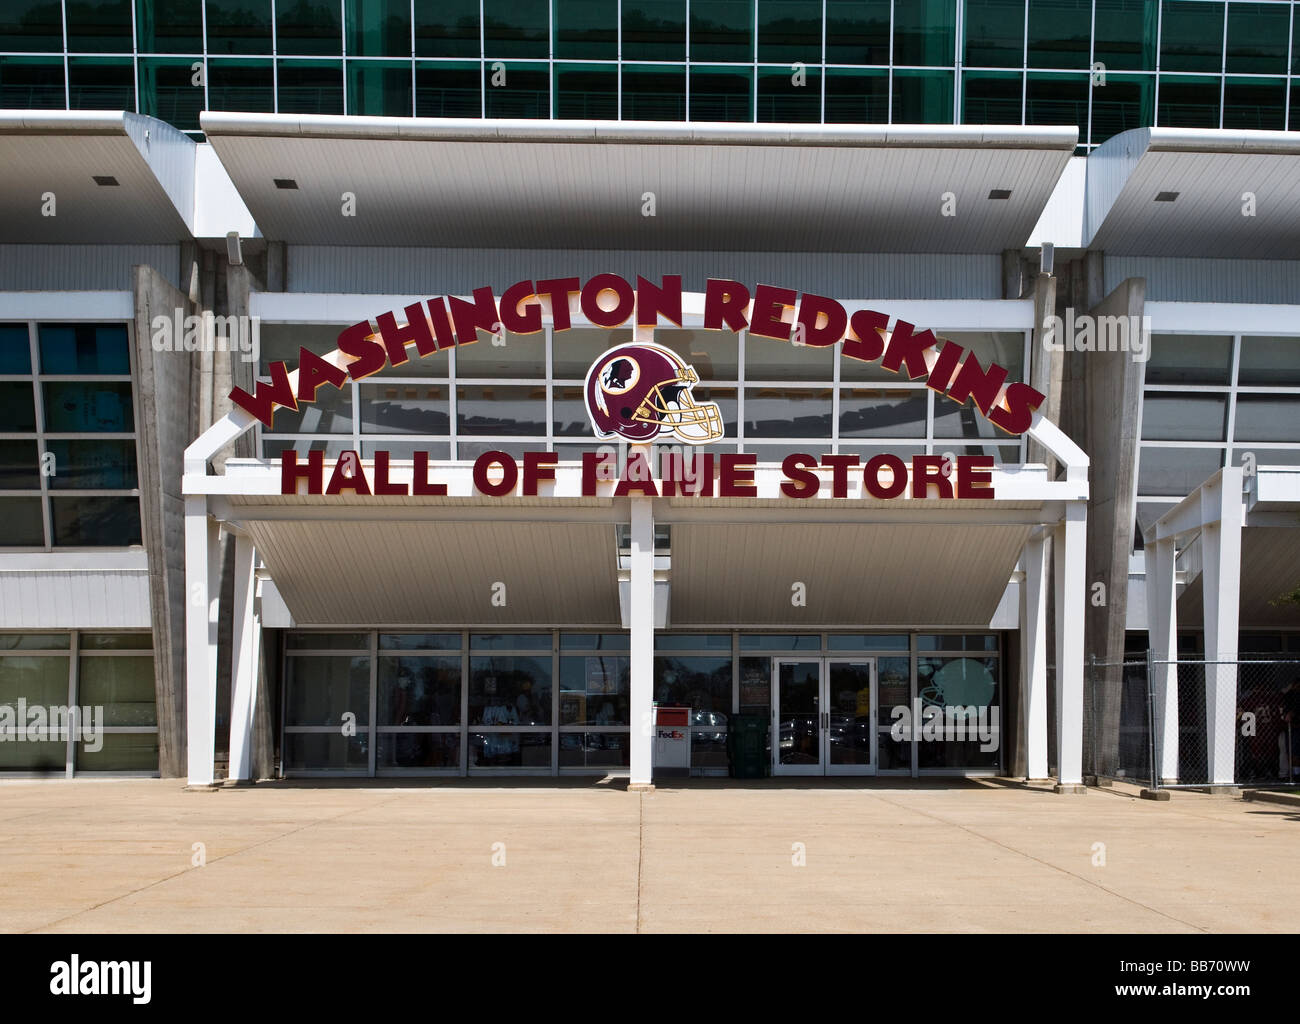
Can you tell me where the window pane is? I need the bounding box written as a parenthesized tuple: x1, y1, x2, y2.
(1222, 78, 1285, 131)
(893, 69, 955, 124)
(79, 655, 155, 726)
(0, 324, 31, 373)
(656, 633, 731, 650)
(284, 655, 370, 725)
(555, 0, 618, 59)
(828, 634, 910, 650)
(207, 58, 275, 112)
(278, 59, 344, 114)
(893, 0, 955, 66)
(1026, 72, 1089, 127)
(1092, 0, 1159, 71)
(0, 56, 64, 110)
(746, 333, 834, 380)
(1090, 73, 1154, 146)
(757, 66, 821, 122)
(1140, 394, 1227, 441)
(416, 61, 481, 116)
(690, 0, 753, 62)
(1027, 0, 1091, 69)
(740, 634, 819, 650)
(261, 381, 350, 432)
(457, 332, 545, 379)
(1237, 336, 1300, 386)
(1233, 396, 1300, 444)
(0, 0, 63, 51)
(964, 0, 1024, 67)
(555, 64, 617, 119)
(757, 0, 822, 64)
(457, 385, 546, 435)
(81, 633, 152, 650)
(378, 655, 461, 726)
(276, 0, 342, 55)
(138, 58, 205, 132)
(0, 654, 69, 710)
(51, 496, 142, 546)
(484, 0, 549, 58)
(1145, 334, 1232, 384)
(933, 399, 1009, 441)
(659, 329, 739, 380)
(75, 732, 157, 771)
(0, 441, 39, 489)
(745, 388, 831, 438)
(1157, 74, 1221, 128)
(552, 328, 633, 378)
(0, 498, 44, 545)
(377, 732, 460, 769)
(840, 389, 927, 438)
(42, 382, 134, 432)
(825, 0, 889, 64)
(415, 0, 480, 57)
(68, 57, 136, 110)
(346, 0, 410, 57)
(39, 324, 130, 375)
(689, 65, 753, 122)
(469, 732, 552, 767)
(283, 732, 367, 771)
(1225, 2, 1289, 74)
(560, 655, 630, 725)
(359, 383, 448, 435)
(963, 71, 1023, 125)
(560, 633, 630, 650)
(286, 632, 369, 649)
(206, 0, 274, 55)
(484, 61, 549, 118)
(379, 633, 461, 650)
(559, 732, 630, 769)
(916, 655, 1000, 769)
(1159, 1, 1225, 73)
(622, 0, 686, 60)
(0, 383, 37, 431)
(0, 635, 71, 651)
(1137, 445, 1222, 496)
(653, 655, 731, 715)
(136, 0, 203, 52)
(622, 64, 687, 120)
(361, 440, 451, 460)
(347, 59, 412, 116)
(469, 656, 552, 725)
(45, 439, 139, 489)
(67, 0, 133, 52)
(945, 331, 1024, 378)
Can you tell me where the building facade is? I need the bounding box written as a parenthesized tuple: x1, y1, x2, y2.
(0, 1, 1297, 783)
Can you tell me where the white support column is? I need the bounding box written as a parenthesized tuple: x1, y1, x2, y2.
(1019, 529, 1049, 781)
(184, 496, 220, 787)
(628, 493, 655, 789)
(1200, 468, 1243, 785)
(1054, 502, 1087, 788)
(228, 533, 260, 784)
(1144, 534, 1180, 783)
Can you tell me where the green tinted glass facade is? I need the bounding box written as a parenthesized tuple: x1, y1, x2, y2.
(0, 0, 1294, 144)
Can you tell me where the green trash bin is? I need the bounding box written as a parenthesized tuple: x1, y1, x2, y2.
(727, 714, 770, 778)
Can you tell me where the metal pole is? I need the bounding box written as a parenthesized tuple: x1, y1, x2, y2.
(1146, 648, 1158, 791)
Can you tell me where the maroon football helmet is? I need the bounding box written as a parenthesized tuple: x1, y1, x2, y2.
(584, 342, 724, 444)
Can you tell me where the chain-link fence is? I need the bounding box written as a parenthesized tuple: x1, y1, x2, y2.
(1088, 655, 1300, 790)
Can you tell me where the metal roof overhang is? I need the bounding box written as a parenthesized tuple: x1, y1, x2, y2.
(0, 110, 195, 243)
(208, 462, 1078, 629)
(199, 113, 1077, 252)
(1085, 128, 1300, 258)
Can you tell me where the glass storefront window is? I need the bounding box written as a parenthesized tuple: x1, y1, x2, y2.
(559, 732, 630, 769)
(1238, 337, 1300, 386)
(0, 440, 40, 490)
(1234, 396, 1300, 444)
(469, 656, 552, 725)
(456, 385, 546, 435)
(746, 388, 831, 438)
(484, 62, 550, 119)
(1140, 394, 1228, 442)
(51, 496, 142, 547)
(377, 733, 460, 770)
(740, 635, 818, 651)
(653, 655, 731, 715)
(457, 333, 545, 379)
(359, 384, 448, 435)
(738, 656, 769, 714)
(655, 634, 730, 650)
(285, 655, 371, 726)
(469, 732, 552, 768)
(76, 732, 159, 772)
(78, 655, 155, 726)
(916, 656, 1000, 769)
(284, 733, 367, 772)
(840, 389, 927, 439)
(827, 635, 909, 651)
(1145, 335, 1233, 385)
(379, 656, 461, 726)
(560, 655, 630, 725)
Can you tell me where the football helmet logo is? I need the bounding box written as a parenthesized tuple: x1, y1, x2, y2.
(584, 342, 724, 444)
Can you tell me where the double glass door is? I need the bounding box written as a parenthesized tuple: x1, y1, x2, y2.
(772, 658, 876, 775)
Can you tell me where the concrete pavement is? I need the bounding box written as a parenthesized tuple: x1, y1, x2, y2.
(0, 777, 1296, 932)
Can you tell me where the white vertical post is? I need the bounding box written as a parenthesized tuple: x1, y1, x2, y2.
(228, 533, 260, 783)
(1020, 529, 1049, 781)
(184, 496, 220, 786)
(1201, 468, 1243, 786)
(1144, 533, 1180, 782)
(1054, 502, 1087, 788)
(628, 492, 655, 789)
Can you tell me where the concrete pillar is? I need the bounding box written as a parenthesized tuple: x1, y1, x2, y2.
(1026, 272, 1060, 472)
(228, 534, 260, 783)
(1055, 503, 1087, 788)
(185, 499, 221, 786)
(1201, 469, 1243, 785)
(628, 493, 655, 789)
(1144, 534, 1179, 783)
(1020, 529, 1050, 780)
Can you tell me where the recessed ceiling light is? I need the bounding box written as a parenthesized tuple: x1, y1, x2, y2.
(988, 188, 1012, 200)
(92, 175, 119, 187)
(274, 178, 298, 190)
(1155, 191, 1179, 202)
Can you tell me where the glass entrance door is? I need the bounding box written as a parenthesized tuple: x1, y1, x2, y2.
(772, 658, 876, 776)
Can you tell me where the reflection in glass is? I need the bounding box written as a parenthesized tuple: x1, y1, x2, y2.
(379, 656, 461, 726)
(469, 656, 552, 725)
